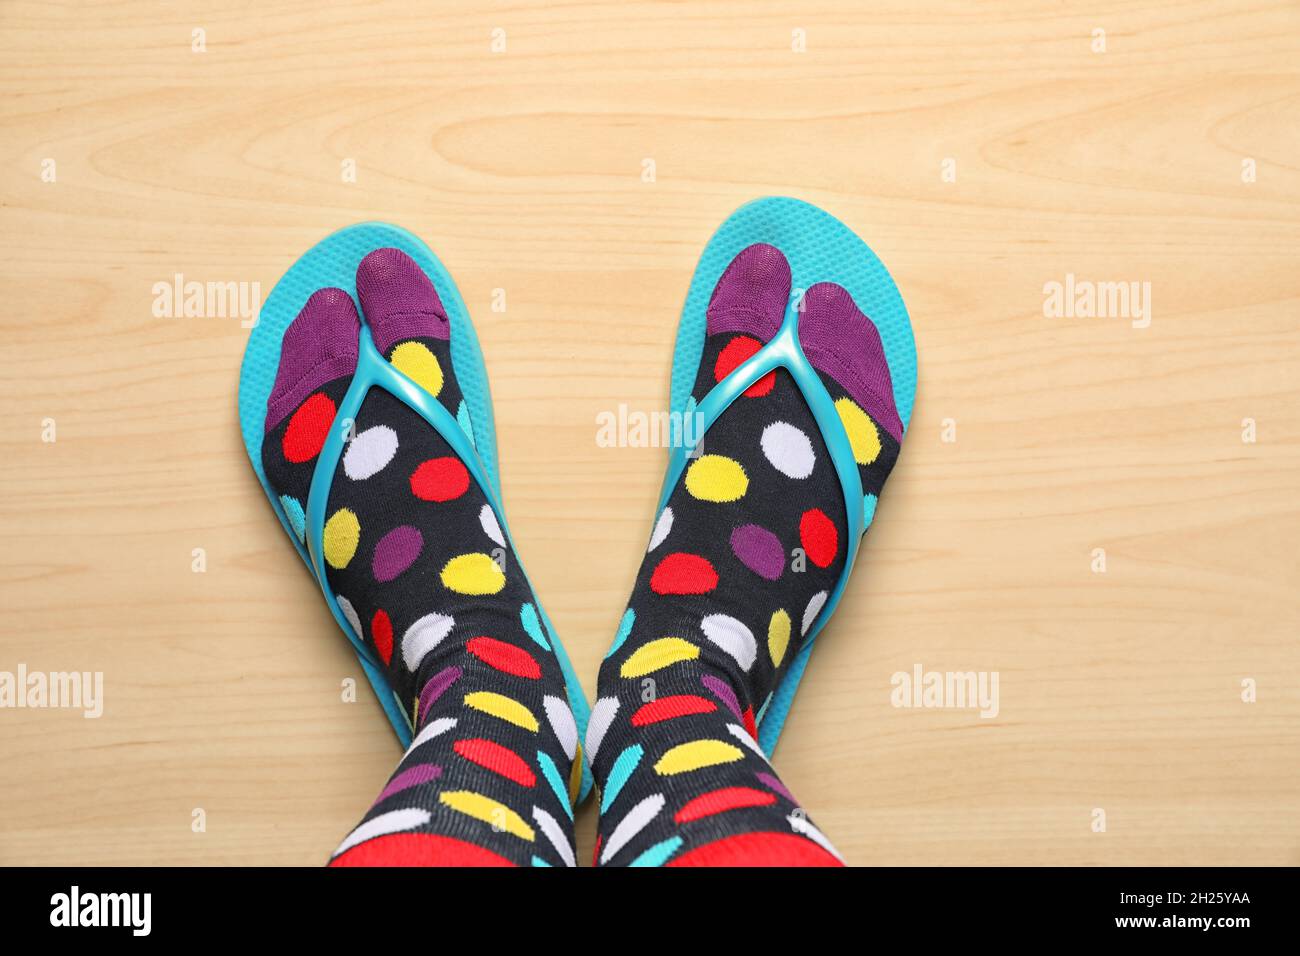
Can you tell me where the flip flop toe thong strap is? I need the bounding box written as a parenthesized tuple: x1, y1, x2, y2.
(657, 299, 866, 651)
(304, 327, 492, 671)
(300, 325, 593, 794)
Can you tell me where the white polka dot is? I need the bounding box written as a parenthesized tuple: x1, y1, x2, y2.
(401, 612, 455, 672)
(788, 811, 845, 863)
(479, 504, 505, 547)
(404, 716, 457, 758)
(584, 696, 620, 761)
(700, 613, 757, 672)
(404, 716, 456, 758)
(532, 805, 577, 867)
(801, 590, 828, 636)
(332, 807, 431, 858)
(343, 425, 399, 480)
(647, 507, 673, 552)
(761, 421, 815, 479)
(543, 695, 578, 761)
(337, 595, 362, 638)
(600, 794, 665, 864)
(727, 722, 767, 759)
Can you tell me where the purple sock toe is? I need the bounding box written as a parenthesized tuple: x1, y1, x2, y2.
(706, 243, 791, 341)
(355, 248, 449, 354)
(265, 287, 360, 433)
(798, 282, 903, 442)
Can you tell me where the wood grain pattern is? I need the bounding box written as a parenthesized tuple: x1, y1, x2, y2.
(1, 1, 1297, 866)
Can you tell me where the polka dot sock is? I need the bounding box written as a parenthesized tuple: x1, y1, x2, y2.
(263, 249, 582, 867)
(587, 244, 903, 867)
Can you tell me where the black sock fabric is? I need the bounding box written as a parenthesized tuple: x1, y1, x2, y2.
(586, 244, 902, 866)
(262, 250, 581, 867)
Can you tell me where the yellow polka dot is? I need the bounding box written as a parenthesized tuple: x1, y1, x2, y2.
(684, 454, 749, 503)
(653, 739, 745, 775)
(322, 508, 360, 569)
(568, 740, 584, 805)
(391, 341, 443, 398)
(463, 691, 538, 731)
(439, 791, 534, 841)
(620, 637, 700, 678)
(440, 552, 506, 595)
(835, 397, 882, 465)
(768, 608, 791, 667)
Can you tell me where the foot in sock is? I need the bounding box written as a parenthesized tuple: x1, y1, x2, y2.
(586, 243, 902, 867)
(262, 249, 582, 867)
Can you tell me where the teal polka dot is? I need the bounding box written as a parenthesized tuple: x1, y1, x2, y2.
(393, 690, 414, 731)
(520, 602, 551, 651)
(457, 400, 475, 449)
(536, 752, 571, 820)
(605, 607, 635, 659)
(600, 744, 643, 815)
(863, 493, 878, 527)
(630, 835, 683, 867)
(279, 495, 306, 543)
(681, 395, 698, 452)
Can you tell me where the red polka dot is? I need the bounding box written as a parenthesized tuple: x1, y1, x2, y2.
(453, 738, 536, 787)
(371, 609, 393, 666)
(674, 786, 777, 824)
(650, 552, 719, 595)
(410, 457, 470, 502)
(281, 392, 336, 463)
(715, 335, 775, 398)
(329, 832, 516, 867)
(742, 705, 758, 741)
(592, 834, 603, 868)
(666, 831, 843, 867)
(630, 694, 717, 727)
(466, 636, 541, 679)
(799, 508, 838, 568)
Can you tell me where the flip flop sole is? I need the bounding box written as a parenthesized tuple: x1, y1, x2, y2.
(238, 223, 593, 800)
(667, 197, 917, 756)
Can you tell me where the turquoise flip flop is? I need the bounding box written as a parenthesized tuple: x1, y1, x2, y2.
(238, 223, 593, 801)
(658, 197, 917, 756)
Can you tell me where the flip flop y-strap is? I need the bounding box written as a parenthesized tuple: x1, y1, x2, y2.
(304, 326, 487, 692)
(656, 297, 868, 736)
(304, 326, 592, 802)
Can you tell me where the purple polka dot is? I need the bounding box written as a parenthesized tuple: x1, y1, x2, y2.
(701, 674, 742, 720)
(372, 525, 423, 582)
(372, 763, 442, 806)
(730, 524, 784, 580)
(418, 665, 462, 725)
(756, 772, 795, 802)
